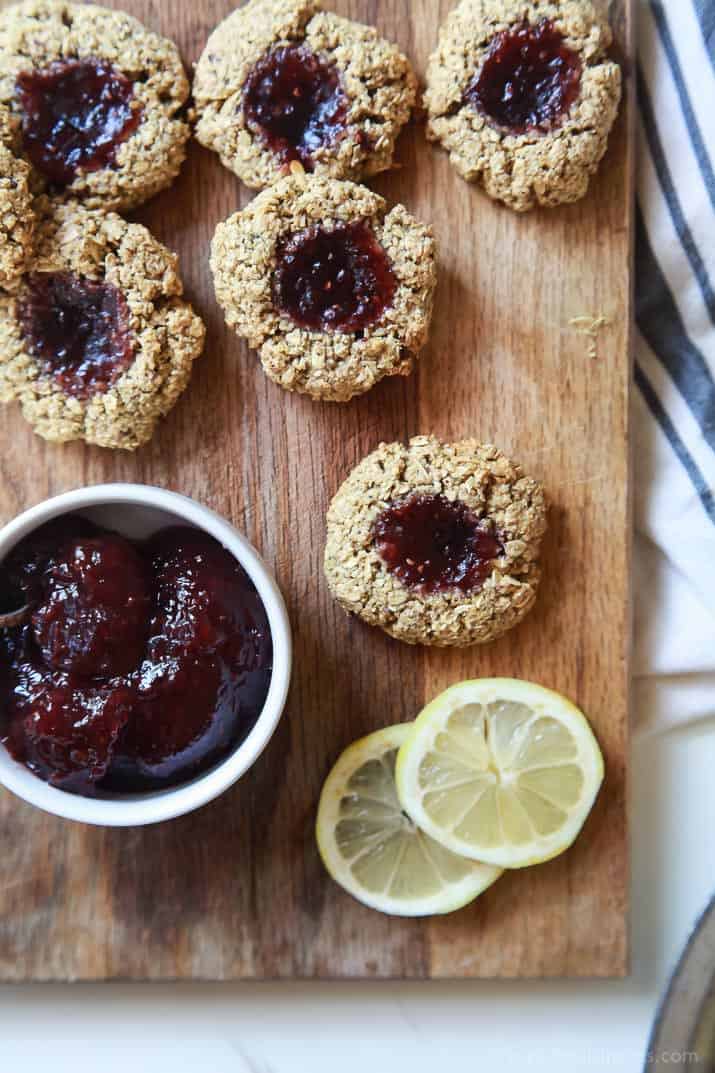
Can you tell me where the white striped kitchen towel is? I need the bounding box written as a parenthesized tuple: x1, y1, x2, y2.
(634, 0, 715, 733)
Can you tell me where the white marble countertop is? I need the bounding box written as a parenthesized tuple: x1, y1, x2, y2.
(1, 714, 712, 1073)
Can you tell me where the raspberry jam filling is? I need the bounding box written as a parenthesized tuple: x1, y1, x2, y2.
(373, 493, 503, 594)
(273, 221, 397, 333)
(0, 519, 273, 795)
(466, 19, 582, 134)
(243, 43, 348, 168)
(16, 58, 141, 185)
(18, 271, 134, 400)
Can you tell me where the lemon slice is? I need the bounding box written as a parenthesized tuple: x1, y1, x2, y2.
(395, 679, 604, 869)
(316, 724, 502, 916)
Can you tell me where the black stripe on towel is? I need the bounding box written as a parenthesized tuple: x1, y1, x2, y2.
(635, 363, 715, 525)
(692, 0, 715, 71)
(651, 1, 715, 210)
(638, 64, 715, 324)
(636, 206, 715, 450)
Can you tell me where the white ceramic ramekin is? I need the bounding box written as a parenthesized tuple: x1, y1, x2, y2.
(0, 484, 292, 827)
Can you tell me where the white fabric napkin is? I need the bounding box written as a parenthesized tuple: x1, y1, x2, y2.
(634, 0, 715, 736)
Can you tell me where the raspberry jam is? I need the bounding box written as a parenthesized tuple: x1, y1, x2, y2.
(243, 44, 348, 168)
(373, 493, 503, 594)
(273, 221, 397, 332)
(0, 519, 273, 795)
(17, 58, 141, 185)
(32, 535, 150, 679)
(18, 272, 134, 400)
(466, 19, 582, 134)
(105, 529, 273, 792)
(4, 660, 135, 794)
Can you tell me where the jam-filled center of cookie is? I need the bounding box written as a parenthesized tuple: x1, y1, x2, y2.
(18, 271, 134, 400)
(273, 221, 397, 333)
(243, 44, 348, 168)
(467, 19, 582, 134)
(373, 493, 503, 594)
(16, 58, 142, 185)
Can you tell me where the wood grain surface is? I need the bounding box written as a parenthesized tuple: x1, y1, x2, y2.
(0, 0, 633, 979)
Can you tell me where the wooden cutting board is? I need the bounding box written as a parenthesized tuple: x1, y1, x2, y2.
(0, 0, 633, 980)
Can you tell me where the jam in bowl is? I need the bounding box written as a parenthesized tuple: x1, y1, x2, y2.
(0, 485, 292, 826)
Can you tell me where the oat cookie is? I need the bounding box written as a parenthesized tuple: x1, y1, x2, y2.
(0, 107, 34, 288)
(194, 0, 417, 189)
(0, 201, 205, 450)
(324, 436, 547, 647)
(0, 1, 191, 211)
(425, 0, 622, 211)
(210, 173, 437, 402)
